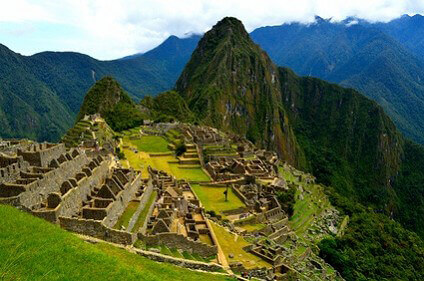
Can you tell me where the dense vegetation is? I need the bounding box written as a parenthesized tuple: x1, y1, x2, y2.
(0, 35, 199, 142)
(76, 77, 143, 132)
(0, 205, 233, 281)
(319, 191, 424, 281)
(276, 185, 296, 217)
(251, 15, 424, 144)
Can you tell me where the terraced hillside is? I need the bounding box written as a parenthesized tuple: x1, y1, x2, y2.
(61, 116, 115, 148)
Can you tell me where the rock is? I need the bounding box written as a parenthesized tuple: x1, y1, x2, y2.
(229, 253, 234, 258)
(148, 248, 161, 253)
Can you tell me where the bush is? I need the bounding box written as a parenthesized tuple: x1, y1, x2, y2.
(175, 143, 187, 156)
(276, 185, 296, 217)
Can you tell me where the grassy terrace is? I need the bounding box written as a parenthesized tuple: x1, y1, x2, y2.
(132, 190, 157, 233)
(210, 223, 270, 269)
(114, 201, 139, 230)
(121, 135, 210, 182)
(290, 183, 330, 236)
(0, 205, 234, 281)
(191, 184, 245, 213)
(130, 135, 171, 153)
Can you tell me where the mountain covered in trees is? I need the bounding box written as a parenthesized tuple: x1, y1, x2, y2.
(251, 14, 424, 145)
(0, 35, 199, 142)
(76, 77, 143, 131)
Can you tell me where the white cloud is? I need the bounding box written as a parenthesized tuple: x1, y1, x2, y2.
(1, 0, 424, 59)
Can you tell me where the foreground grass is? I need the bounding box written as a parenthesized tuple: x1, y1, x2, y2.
(0, 205, 234, 281)
(191, 185, 245, 213)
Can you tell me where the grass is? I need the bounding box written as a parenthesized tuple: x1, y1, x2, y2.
(129, 135, 170, 153)
(210, 223, 270, 269)
(289, 183, 330, 236)
(0, 205, 234, 281)
(240, 223, 266, 232)
(191, 185, 245, 213)
(132, 191, 157, 233)
(113, 201, 140, 230)
(122, 141, 210, 182)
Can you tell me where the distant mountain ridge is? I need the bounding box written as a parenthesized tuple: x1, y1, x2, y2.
(250, 14, 424, 144)
(2, 14, 424, 146)
(0, 35, 199, 141)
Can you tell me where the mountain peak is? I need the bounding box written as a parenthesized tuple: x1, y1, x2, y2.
(175, 18, 299, 164)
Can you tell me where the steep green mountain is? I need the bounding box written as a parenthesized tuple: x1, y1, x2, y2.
(0, 35, 199, 142)
(0, 44, 73, 141)
(76, 77, 143, 131)
(176, 17, 300, 165)
(250, 17, 424, 144)
(279, 67, 403, 211)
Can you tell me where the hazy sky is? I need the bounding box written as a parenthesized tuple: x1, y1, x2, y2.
(1, 0, 423, 60)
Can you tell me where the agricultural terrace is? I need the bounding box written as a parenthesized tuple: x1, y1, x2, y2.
(120, 132, 210, 182)
(210, 222, 271, 270)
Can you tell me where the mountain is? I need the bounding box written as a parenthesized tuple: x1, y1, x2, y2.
(176, 17, 300, 165)
(166, 17, 424, 280)
(76, 77, 143, 131)
(371, 14, 424, 60)
(174, 18, 424, 235)
(0, 35, 199, 142)
(250, 16, 424, 144)
(279, 67, 404, 212)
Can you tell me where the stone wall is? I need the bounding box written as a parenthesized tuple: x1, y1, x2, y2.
(17, 152, 89, 209)
(102, 173, 142, 228)
(138, 232, 217, 257)
(17, 143, 66, 167)
(0, 156, 29, 184)
(133, 248, 223, 272)
(31, 159, 111, 223)
(59, 216, 136, 245)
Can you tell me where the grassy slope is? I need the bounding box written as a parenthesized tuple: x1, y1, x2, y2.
(0, 205, 233, 281)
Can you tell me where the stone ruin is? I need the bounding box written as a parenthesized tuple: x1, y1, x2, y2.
(0, 139, 143, 245)
(206, 155, 278, 181)
(138, 167, 218, 258)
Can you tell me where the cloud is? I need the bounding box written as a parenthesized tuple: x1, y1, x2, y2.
(1, 0, 424, 59)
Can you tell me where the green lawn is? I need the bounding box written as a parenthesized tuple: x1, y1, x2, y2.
(132, 191, 157, 233)
(114, 201, 140, 230)
(0, 205, 233, 281)
(169, 164, 211, 182)
(191, 185, 245, 213)
(130, 136, 171, 153)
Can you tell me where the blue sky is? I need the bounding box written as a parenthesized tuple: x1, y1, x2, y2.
(1, 0, 424, 60)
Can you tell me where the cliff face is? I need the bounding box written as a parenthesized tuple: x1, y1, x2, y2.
(279, 67, 404, 210)
(176, 17, 300, 165)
